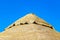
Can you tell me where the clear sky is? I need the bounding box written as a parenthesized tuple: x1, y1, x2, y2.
(0, 0, 60, 32)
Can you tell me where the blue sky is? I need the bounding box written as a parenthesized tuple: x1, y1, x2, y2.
(0, 0, 60, 32)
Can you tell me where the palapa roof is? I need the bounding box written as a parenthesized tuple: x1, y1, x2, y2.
(0, 13, 60, 40)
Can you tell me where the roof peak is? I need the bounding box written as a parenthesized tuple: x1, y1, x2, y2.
(27, 12, 38, 15)
(24, 13, 38, 19)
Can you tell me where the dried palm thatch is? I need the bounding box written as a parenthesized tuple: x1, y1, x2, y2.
(0, 13, 60, 40)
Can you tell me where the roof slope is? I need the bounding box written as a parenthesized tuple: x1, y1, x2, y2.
(6, 13, 53, 30)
